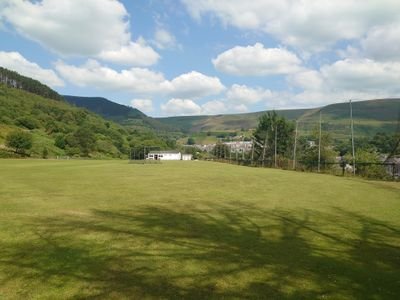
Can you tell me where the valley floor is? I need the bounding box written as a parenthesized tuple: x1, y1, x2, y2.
(0, 160, 399, 299)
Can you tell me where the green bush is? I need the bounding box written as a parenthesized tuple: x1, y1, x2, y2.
(5, 130, 33, 154)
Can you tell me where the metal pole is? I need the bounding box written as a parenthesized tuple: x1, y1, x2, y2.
(293, 120, 298, 170)
(350, 100, 356, 175)
(274, 124, 278, 168)
(262, 131, 268, 167)
(251, 138, 255, 165)
(318, 111, 322, 173)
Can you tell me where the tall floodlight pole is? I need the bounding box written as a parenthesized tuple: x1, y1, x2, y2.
(262, 131, 268, 167)
(318, 111, 322, 173)
(350, 100, 356, 175)
(293, 120, 298, 170)
(274, 124, 278, 168)
(251, 138, 255, 165)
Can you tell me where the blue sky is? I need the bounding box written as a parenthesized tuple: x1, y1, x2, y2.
(1, 0, 400, 117)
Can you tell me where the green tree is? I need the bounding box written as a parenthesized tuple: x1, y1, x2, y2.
(54, 134, 66, 149)
(42, 147, 49, 159)
(5, 130, 33, 154)
(298, 128, 336, 171)
(253, 111, 294, 161)
(187, 137, 195, 145)
(73, 126, 96, 156)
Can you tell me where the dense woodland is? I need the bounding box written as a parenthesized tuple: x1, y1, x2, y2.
(0, 67, 63, 101)
(0, 83, 173, 158)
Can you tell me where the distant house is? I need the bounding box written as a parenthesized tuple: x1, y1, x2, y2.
(147, 151, 192, 161)
(182, 154, 193, 161)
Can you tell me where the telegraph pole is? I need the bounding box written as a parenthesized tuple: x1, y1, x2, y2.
(274, 124, 278, 168)
(318, 111, 322, 172)
(262, 131, 268, 167)
(293, 120, 298, 170)
(350, 100, 356, 175)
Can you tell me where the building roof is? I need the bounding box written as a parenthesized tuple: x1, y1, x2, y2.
(148, 151, 181, 154)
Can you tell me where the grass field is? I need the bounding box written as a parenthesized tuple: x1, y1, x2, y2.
(0, 160, 399, 299)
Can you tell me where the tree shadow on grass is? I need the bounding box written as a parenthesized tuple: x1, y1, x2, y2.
(0, 202, 399, 299)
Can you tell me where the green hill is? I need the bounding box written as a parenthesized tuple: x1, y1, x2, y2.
(0, 84, 134, 158)
(157, 109, 310, 133)
(156, 99, 400, 137)
(0, 66, 63, 101)
(64, 95, 177, 132)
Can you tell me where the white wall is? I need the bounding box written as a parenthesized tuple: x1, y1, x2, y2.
(147, 152, 181, 160)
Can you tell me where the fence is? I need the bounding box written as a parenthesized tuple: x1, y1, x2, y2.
(207, 157, 400, 181)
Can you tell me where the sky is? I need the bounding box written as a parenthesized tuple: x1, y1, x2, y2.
(1, 0, 400, 117)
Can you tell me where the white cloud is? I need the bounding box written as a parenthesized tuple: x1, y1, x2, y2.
(288, 70, 324, 91)
(320, 59, 400, 93)
(182, 0, 400, 51)
(226, 84, 272, 104)
(130, 99, 153, 113)
(99, 38, 160, 66)
(361, 24, 400, 61)
(55, 60, 225, 99)
(167, 71, 225, 98)
(201, 100, 227, 115)
(0, 51, 64, 87)
(55, 59, 166, 94)
(161, 98, 202, 116)
(152, 28, 177, 49)
(2, 0, 130, 56)
(283, 58, 400, 108)
(1, 0, 160, 66)
(213, 43, 302, 76)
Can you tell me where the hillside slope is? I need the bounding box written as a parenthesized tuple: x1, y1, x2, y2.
(156, 99, 400, 136)
(0, 66, 63, 101)
(64, 95, 177, 132)
(0, 84, 131, 158)
(157, 109, 310, 133)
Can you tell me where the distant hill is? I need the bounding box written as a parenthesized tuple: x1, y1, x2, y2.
(156, 99, 400, 137)
(0, 66, 63, 101)
(64, 95, 177, 132)
(157, 109, 310, 133)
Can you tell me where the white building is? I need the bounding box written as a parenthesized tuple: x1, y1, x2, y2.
(182, 154, 193, 160)
(147, 151, 192, 161)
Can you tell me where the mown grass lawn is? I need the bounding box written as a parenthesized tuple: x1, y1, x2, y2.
(0, 160, 399, 299)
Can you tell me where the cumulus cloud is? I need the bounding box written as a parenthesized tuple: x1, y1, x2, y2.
(1, 0, 160, 66)
(226, 84, 272, 104)
(201, 100, 227, 115)
(55, 60, 225, 99)
(284, 58, 400, 108)
(167, 71, 225, 98)
(361, 24, 400, 61)
(213, 43, 302, 76)
(99, 38, 160, 66)
(131, 99, 154, 113)
(182, 0, 400, 51)
(0, 51, 64, 87)
(320, 59, 400, 93)
(161, 98, 202, 116)
(152, 28, 177, 49)
(287, 70, 324, 91)
(55, 59, 166, 94)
